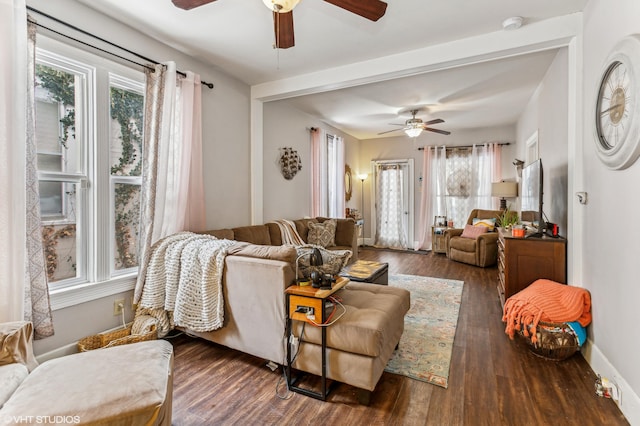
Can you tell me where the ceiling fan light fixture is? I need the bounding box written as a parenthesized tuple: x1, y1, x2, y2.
(405, 127, 423, 138)
(263, 0, 300, 13)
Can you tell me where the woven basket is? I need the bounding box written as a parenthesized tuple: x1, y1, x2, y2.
(521, 321, 579, 361)
(77, 323, 157, 352)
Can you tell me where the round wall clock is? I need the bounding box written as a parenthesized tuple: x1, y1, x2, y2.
(594, 34, 640, 170)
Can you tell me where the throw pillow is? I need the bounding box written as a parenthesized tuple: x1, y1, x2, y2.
(296, 245, 352, 278)
(461, 224, 488, 239)
(307, 219, 337, 248)
(472, 217, 496, 231)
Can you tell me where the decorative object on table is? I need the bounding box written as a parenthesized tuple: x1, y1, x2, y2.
(594, 34, 640, 170)
(433, 215, 447, 227)
(498, 205, 519, 230)
(491, 180, 518, 210)
(279, 147, 301, 180)
(295, 247, 324, 287)
(384, 274, 464, 388)
(344, 164, 353, 201)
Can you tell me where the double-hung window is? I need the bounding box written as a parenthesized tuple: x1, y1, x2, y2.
(35, 38, 144, 302)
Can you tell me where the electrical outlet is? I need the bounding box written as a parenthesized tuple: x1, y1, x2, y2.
(113, 298, 125, 316)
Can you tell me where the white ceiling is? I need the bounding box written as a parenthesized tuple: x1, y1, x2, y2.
(76, 0, 588, 139)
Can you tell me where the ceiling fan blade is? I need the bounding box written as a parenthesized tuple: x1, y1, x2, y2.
(423, 118, 444, 126)
(171, 0, 217, 10)
(323, 0, 387, 21)
(423, 127, 451, 135)
(378, 128, 406, 135)
(273, 10, 294, 49)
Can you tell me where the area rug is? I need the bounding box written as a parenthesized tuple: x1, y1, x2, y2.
(384, 274, 464, 388)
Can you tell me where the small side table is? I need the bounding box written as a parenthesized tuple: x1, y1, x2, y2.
(432, 226, 451, 254)
(285, 276, 349, 400)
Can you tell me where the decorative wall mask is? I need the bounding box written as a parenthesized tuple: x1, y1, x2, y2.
(279, 147, 302, 180)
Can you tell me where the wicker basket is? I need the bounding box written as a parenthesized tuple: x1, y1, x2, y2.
(77, 323, 157, 352)
(521, 321, 579, 361)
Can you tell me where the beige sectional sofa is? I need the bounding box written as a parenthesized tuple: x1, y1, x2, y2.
(183, 217, 410, 398)
(203, 216, 359, 263)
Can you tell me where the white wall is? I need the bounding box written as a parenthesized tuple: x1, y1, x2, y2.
(262, 101, 360, 222)
(359, 125, 517, 244)
(516, 48, 569, 234)
(580, 0, 640, 422)
(26, 0, 250, 356)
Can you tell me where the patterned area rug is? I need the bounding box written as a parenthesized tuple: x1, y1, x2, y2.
(385, 274, 464, 388)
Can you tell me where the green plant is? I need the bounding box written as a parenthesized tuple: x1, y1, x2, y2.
(498, 206, 519, 229)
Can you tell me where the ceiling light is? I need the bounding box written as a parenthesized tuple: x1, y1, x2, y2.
(502, 16, 523, 31)
(263, 0, 300, 13)
(405, 127, 423, 138)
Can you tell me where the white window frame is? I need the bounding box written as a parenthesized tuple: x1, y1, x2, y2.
(36, 36, 145, 310)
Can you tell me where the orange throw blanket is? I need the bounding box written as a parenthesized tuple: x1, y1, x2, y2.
(502, 279, 591, 343)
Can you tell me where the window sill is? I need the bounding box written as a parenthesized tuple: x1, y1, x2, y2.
(49, 274, 137, 311)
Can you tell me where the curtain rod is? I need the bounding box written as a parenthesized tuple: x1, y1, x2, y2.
(418, 142, 510, 151)
(26, 6, 214, 89)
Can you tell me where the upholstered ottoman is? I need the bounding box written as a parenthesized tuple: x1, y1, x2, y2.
(291, 282, 410, 399)
(340, 259, 389, 285)
(0, 340, 174, 425)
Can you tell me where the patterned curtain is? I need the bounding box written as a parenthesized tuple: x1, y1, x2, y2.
(24, 18, 54, 338)
(374, 164, 408, 249)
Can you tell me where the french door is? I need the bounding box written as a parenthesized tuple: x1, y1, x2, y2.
(371, 159, 414, 249)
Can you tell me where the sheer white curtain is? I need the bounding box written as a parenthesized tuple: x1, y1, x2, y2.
(374, 165, 408, 249)
(415, 147, 446, 250)
(327, 135, 345, 218)
(310, 128, 325, 217)
(470, 143, 502, 209)
(1, 0, 29, 323)
(0, 4, 54, 338)
(135, 63, 206, 303)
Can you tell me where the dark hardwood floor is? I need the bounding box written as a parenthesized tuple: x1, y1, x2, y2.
(169, 248, 628, 425)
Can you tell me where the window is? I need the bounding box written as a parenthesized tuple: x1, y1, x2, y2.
(35, 39, 144, 295)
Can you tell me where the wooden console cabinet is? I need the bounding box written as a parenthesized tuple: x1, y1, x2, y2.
(497, 228, 566, 306)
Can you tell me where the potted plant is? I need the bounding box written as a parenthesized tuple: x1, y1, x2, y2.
(498, 205, 519, 230)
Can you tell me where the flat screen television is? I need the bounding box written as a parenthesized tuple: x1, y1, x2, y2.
(520, 159, 544, 237)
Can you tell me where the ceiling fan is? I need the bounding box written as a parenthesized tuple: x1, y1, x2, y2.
(171, 0, 388, 49)
(378, 109, 451, 138)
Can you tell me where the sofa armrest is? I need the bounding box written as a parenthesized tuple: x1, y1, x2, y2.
(444, 228, 464, 257)
(476, 232, 500, 267)
(196, 255, 295, 363)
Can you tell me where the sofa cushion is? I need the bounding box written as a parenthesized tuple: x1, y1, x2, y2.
(228, 242, 297, 265)
(201, 228, 234, 240)
(472, 217, 496, 231)
(0, 322, 38, 372)
(461, 224, 488, 239)
(308, 219, 337, 247)
(293, 283, 410, 357)
(296, 246, 352, 278)
(449, 235, 477, 251)
(293, 218, 318, 243)
(0, 363, 28, 408)
(232, 225, 272, 245)
(0, 340, 174, 425)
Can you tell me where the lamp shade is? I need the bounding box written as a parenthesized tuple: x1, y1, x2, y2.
(491, 181, 518, 198)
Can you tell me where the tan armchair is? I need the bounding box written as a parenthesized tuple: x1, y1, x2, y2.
(445, 209, 503, 267)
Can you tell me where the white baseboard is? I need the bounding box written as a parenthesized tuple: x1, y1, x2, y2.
(583, 339, 640, 424)
(35, 342, 78, 364)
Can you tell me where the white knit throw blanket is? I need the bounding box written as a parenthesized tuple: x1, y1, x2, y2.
(270, 219, 305, 246)
(136, 232, 235, 337)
